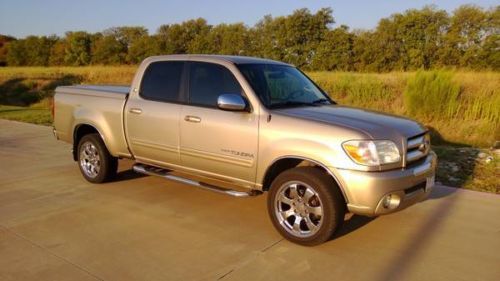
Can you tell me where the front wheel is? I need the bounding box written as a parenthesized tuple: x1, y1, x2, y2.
(77, 133, 117, 183)
(267, 167, 345, 246)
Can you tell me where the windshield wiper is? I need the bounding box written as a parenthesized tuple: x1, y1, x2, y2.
(311, 98, 331, 105)
(269, 98, 332, 109)
(269, 101, 315, 109)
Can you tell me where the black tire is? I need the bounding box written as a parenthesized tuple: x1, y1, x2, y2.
(267, 166, 345, 246)
(77, 133, 118, 183)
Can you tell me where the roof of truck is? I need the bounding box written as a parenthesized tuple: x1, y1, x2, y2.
(146, 54, 291, 66)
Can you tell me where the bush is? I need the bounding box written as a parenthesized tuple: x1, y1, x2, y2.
(404, 70, 461, 120)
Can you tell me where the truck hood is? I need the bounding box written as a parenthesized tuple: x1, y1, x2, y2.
(274, 105, 426, 140)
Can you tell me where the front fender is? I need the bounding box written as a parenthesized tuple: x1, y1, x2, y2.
(257, 138, 341, 181)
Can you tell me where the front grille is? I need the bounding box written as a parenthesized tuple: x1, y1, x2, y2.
(405, 133, 430, 166)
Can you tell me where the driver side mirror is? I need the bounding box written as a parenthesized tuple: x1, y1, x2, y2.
(217, 94, 248, 112)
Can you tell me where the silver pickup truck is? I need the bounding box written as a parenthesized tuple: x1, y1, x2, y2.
(54, 55, 436, 245)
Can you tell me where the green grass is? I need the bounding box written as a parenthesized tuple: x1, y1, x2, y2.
(404, 70, 461, 120)
(309, 71, 408, 113)
(309, 70, 500, 147)
(0, 105, 52, 125)
(0, 66, 499, 146)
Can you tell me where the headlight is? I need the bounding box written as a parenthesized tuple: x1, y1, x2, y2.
(342, 140, 401, 166)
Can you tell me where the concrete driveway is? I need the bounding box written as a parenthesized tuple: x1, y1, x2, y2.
(0, 119, 499, 281)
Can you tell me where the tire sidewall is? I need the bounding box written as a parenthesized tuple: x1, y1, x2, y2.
(77, 134, 114, 183)
(267, 167, 345, 246)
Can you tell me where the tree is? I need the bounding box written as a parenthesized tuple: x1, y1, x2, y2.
(311, 25, 354, 70)
(398, 6, 449, 69)
(127, 35, 161, 63)
(48, 39, 67, 66)
(105, 26, 148, 48)
(157, 18, 211, 54)
(189, 23, 250, 55)
(0, 34, 16, 66)
(64, 31, 92, 66)
(252, 8, 334, 68)
(102, 26, 149, 63)
(91, 33, 127, 64)
(6, 39, 25, 66)
(479, 34, 500, 69)
(24, 35, 56, 66)
(478, 6, 500, 70)
(1, 5, 498, 70)
(364, 6, 449, 71)
(5, 35, 55, 66)
(439, 5, 489, 68)
(351, 30, 377, 71)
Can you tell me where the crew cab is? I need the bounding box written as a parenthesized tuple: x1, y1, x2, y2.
(53, 55, 436, 245)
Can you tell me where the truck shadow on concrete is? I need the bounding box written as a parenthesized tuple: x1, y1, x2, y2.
(333, 186, 457, 240)
(114, 168, 147, 182)
(335, 215, 376, 239)
(366, 126, 466, 280)
(374, 185, 460, 281)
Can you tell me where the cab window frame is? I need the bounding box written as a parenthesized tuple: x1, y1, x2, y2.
(139, 60, 187, 104)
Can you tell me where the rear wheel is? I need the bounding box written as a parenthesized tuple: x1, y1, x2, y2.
(267, 167, 345, 246)
(77, 133, 117, 183)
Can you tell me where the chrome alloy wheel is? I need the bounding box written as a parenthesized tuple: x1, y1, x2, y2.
(79, 141, 101, 178)
(274, 181, 324, 238)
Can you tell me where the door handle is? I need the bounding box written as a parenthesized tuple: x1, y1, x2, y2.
(184, 115, 201, 123)
(129, 108, 142, 114)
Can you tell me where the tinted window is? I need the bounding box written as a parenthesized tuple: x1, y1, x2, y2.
(189, 62, 242, 107)
(238, 64, 331, 108)
(140, 61, 184, 102)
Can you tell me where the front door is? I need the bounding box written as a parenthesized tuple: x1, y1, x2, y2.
(180, 62, 258, 185)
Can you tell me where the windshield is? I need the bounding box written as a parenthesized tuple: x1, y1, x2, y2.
(237, 64, 333, 108)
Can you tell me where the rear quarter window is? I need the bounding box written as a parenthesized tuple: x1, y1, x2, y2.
(140, 61, 184, 102)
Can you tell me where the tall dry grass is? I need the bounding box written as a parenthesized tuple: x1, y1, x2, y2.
(0, 66, 498, 147)
(0, 66, 136, 84)
(309, 70, 499, 147)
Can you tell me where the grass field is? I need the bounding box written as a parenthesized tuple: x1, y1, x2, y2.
(0, 66, 498, 192)
(309, 71, 500, 147)
(1, 66, 498, 147)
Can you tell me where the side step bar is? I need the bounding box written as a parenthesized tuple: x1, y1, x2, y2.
(133, 164, 262, 197)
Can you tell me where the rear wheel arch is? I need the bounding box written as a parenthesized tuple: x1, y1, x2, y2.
(73, 124, 106, 161)
(262, 156, 348, 204)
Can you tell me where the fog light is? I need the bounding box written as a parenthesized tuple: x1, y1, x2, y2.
(382, 194, 401, 209)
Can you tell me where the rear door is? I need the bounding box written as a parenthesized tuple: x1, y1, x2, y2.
(125, 60, 185, 166)
(180, 61, 258, 185)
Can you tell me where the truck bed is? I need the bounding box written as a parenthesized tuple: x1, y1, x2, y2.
(54, 84, 131, 158)
(56, 85, 130, 98)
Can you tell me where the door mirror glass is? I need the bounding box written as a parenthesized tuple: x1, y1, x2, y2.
(217, 94, 248, 111)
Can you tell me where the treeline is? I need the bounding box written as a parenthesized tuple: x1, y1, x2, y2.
(0, 5, 498, 71)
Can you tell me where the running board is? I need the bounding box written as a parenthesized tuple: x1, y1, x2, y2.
(132, 164, 262, 197)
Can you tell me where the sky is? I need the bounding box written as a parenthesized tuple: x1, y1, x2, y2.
(0, 0, 498, 38)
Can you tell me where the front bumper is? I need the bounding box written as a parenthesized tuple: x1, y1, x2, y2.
(334, 151, 437, 216)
